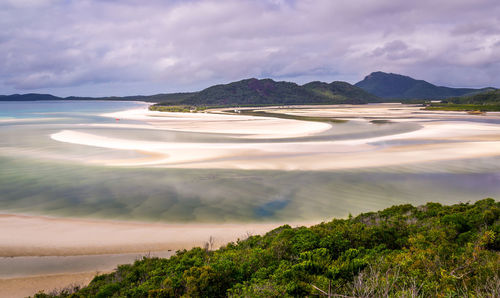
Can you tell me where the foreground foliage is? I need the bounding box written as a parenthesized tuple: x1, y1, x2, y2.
(37, 199, 499, 297)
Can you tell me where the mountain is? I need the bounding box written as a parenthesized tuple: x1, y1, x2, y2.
(0, 79, 375, 106)
(0, 92, 195, 103)
(303, 81, 379, 104)
(355, 71, 494, 99)
(425, 88, 500, 111)
(181, 78, 378, 106)
(446, 88, 500, 104)
(0, 93, 61, 101)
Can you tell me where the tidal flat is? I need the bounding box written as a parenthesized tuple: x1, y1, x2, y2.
(1, 101, 499, 296)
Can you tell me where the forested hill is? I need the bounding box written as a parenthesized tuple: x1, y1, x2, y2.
(0, 93, 61, 101)
(355, 71, 495, 99)
(0, 79, 379, 106)
(180, 78, 379, 106)
(424, 89, 500, 112)
(36, 199, 499, 297)
(0, 92, 195, 103)
(303, 80, 379, 104)
(445, 89, 500, 104)
(3, 74, 496, 105)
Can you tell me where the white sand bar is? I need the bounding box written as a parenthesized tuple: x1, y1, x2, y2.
(48, 104, 500, 170)
(0, 213, 291, 258)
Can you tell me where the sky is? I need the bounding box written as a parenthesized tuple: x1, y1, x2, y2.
(1, 0, 499, 97)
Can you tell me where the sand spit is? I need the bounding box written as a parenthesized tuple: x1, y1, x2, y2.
(0, 213, 302, 297)
(0, 271, 103, 298)
(50, 105, 500, 170)
(102, 108, 332, 139)
(0, 213, 296, 257)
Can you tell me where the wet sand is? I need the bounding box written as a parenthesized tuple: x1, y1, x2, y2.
(0, 213, 290, 257)
(0, 213, 295, 297)
(48, 105, 500, 169)
(0, 271, 101, 298)
(3, 104, 500, 297)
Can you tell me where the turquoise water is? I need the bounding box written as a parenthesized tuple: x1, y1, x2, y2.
(0, 101, 499, 223)
(0, 100, 145, 119)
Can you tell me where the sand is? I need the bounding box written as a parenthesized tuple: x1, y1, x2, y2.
(102, 108, 332, 139)
(0, 213, 291, 258)
(0, 213, 297, 297)
(0, 271, 104, 298)
(49, 105, 500, 170)
(4, 104, 500, 296)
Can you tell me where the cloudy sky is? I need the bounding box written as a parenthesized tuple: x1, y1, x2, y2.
(1, 0, 499, 97)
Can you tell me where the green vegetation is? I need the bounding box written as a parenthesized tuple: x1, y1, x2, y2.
(301, 81, 379, 104)
(149, 105, 207, 113)
(0, 92, 196, 103)
(148, 78, 382, 110)
(36, 199, 499, 297)
(355, 71, 495, 100)
(3, 74, 496, 105)
(1, 78, 379, 106)
(231, 109, 347, 123)
(425, 104, 500, 112)
(178, 78, 379, 107)
(425, 89, 500, 112)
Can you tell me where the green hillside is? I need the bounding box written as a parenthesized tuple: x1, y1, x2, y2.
(0, 79, 379, 106)
(0, 93, 61, 101)
(426, 89, 500, 112)
(179, 78, 377, 107)
(0, 93, 195, 103)
(446, 89, 500, 104)
(303, 81, 379, 104)
(36, 199, 499, 297)
(355, 71, 494, 99)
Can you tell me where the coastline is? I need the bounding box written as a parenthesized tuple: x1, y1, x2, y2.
(0, 212, 297, 258)
(0, 213, 302, 297)
(47, 105, 500, 170)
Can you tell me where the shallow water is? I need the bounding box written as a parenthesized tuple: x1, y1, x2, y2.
(0, 101, 499, 223)
(0, 251, 174, 278)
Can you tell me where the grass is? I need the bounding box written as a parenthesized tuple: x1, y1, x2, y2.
(424, 104, 500, 112)
(227, 109, 348, 124)
(148, 105, 207, 113)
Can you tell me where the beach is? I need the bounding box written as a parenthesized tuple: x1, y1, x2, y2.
(47, 104, 500, 170)
(0, 213, 289, 297)
(2, 103, 500, 297)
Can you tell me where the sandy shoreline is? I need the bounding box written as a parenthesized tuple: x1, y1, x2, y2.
(48, 105, 500, 170)
(102, 108, 332, 139)
(3, 104, 500, 297)
(0, 212, 306, 297)
(0, 271, 104, 298)
(0, 213, 296, 258)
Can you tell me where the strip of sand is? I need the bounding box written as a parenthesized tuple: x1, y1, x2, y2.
(102, 108, 332, 139)
(0, 213, 296, 257)
(0, 213, 306, 297)
(0, 271, 103, 298)
(50, 119, 500, 169)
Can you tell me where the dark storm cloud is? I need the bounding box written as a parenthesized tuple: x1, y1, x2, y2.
(0, 0, 499, 96)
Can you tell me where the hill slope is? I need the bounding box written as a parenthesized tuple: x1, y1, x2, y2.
(446, 88, 500, 104)
(425, 89, 500, 112)
(355, 71, 494, 99)
(1, 79, 378, 106)
(37, 199, 499, 297)
(303, 81, 379, 104)
(181, 78, 378, 106)
(0, 93, 195, 103)
(0, 93, 61, 101)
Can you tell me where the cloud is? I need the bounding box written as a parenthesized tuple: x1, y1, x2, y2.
(0, 0, 499, 96)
